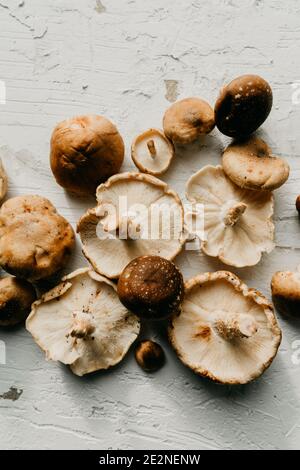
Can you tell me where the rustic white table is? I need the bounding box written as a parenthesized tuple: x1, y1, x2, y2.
(0, 0, 300, 450)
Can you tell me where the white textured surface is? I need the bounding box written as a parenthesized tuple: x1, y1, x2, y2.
(0, 0, 300, 450)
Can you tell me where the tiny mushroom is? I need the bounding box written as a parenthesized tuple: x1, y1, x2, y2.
(296, 195, 300, 215)
(0, 195, 75, 281)
(169, 271, 281, 385)
(0, 276, 36, 327)
(163, 97, 215, 145)
(215, 74, 273, 137)
(131, 128, 175, 176)
(186, 165, 274, 267)
(0, 159, 8, 203)
(50, 114, 124, 196)
(271, 270, 300, 319)
(77, 172, 185, 279)
(135, 340, 165, 372)
(26, 268, 140, 376)
(117, 256, 184, 320)
(222, 137, 290, 191)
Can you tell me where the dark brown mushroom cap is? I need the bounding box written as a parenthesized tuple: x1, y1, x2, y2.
(0, 276, 36, 326)
(135, 340, 165, 372)
(50, 114, 124, 196)
(215, 74, 272, 137)
(296, 195, 300, 215)
(117, 255, 184, 320)
(271, 271, 300, 319)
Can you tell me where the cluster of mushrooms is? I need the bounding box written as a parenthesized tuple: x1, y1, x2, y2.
(0, 74, 298, 385)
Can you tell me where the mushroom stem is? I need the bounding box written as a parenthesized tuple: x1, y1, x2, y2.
(102, 215, 141, 240)
(224, 202, 247, 226)
(214, 313, 258, 340)
(147, 139, 156, 158)
(70, 314, 95, 339)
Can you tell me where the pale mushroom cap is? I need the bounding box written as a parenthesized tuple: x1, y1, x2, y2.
(222, 137, 290, 191)
(26, 268, 140, 376)
(77, 172, 185, 279)
(186, 165, 274, 267)
(0, 159, 8, 203)
(271, 271, 300, 319)
(169, 271, 281, 385)
(163, 97, 215, 145)
(131, 128, 175, 176)
(0, 195, 75, 281)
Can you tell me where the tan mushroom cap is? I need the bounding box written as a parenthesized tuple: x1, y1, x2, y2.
(163, 97, 215, 145)
(222, 137, 290, 191)
(186, 165, 274, 267)
(0, 276, 36, 326)
(0, 159, 8, 203)
(131, 128, 175, 176)
(0, 195, 75, 281)
(26, 268, 140, 376)
(77, 172, 185, 279)
(169, 271, 281, 385)
(271, 270, 300, 319)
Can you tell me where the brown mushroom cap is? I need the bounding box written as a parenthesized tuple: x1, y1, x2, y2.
(271, 271, 300, 319)
(131, 128, 175, 176)
(0, 159, 8, 203)
(117, 256, 184, 320)
(0, 195, 75, 281)
(163, 97, 215, 145)
(222, 137, 290, 191)
(215, 74, 273, 137)
(50, 114, 124, 196)
(0, 276, 36, 326)
(135, 340, 165, 372)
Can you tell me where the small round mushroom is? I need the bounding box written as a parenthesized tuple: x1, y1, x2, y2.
(222, 137, 289, 191)
(77, 172, 185, 279)
(296, 195, 300, 215)
(186, 165, 274, 267)
(0, 276, 36, 327)
(131, 129, 175, 176)
(271, 270, 300, 319)
(135, 340, 165, 372)
(50, 114, 124, 196)
(215, 74, 273, 137)
(0, 159, 8, 203)
(169, 271, 282, 385)
(0, 195, 75, 281)
(163, 97, 215, 145)
(26, 268, 140, 376)
(117, 256, 184, 320)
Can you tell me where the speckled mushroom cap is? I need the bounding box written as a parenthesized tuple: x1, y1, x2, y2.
(0, 195, 75, 281)
(26, 268, 140, 376)
(169, 271, 281, 385)
(131, 128, 175, 176)
(186, 165, 274, 267)
(163, 97, 215, 145)
(215, 74, 273, 137)
(0, 159, 7, 203)
(222, 137, 290, 191)
(271, 271, 300, 319)
(50, 114, 124, 196)
(77, 172, 185, 279)
(0, 276, 36, 327)
(117, 256, 184, 320)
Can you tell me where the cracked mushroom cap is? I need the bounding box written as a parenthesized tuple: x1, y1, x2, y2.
(169, 271, 281, 385)
(77, 172, 185, 279)
(215, 74, 273, 137)
(0, 276, 36, 327)
(163, 97, 215, 145)
(0, 159, 8, 203)
(26, 268, 140, 376)
(271, 271, 300, 319)
(0, 195, 75, 281)
(131, 129, 175, 176)
(50, 114, 124, 196)
(222, 137, 290, 191)
(186, 165, 274, 267)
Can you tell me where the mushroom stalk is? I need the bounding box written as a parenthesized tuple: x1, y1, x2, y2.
(224, 202, 247, 226)
(214, 313, 258, 340)
(147, 139, 156, 158)
(102, 215, 141, 240)
(70, 313, 95, 339)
